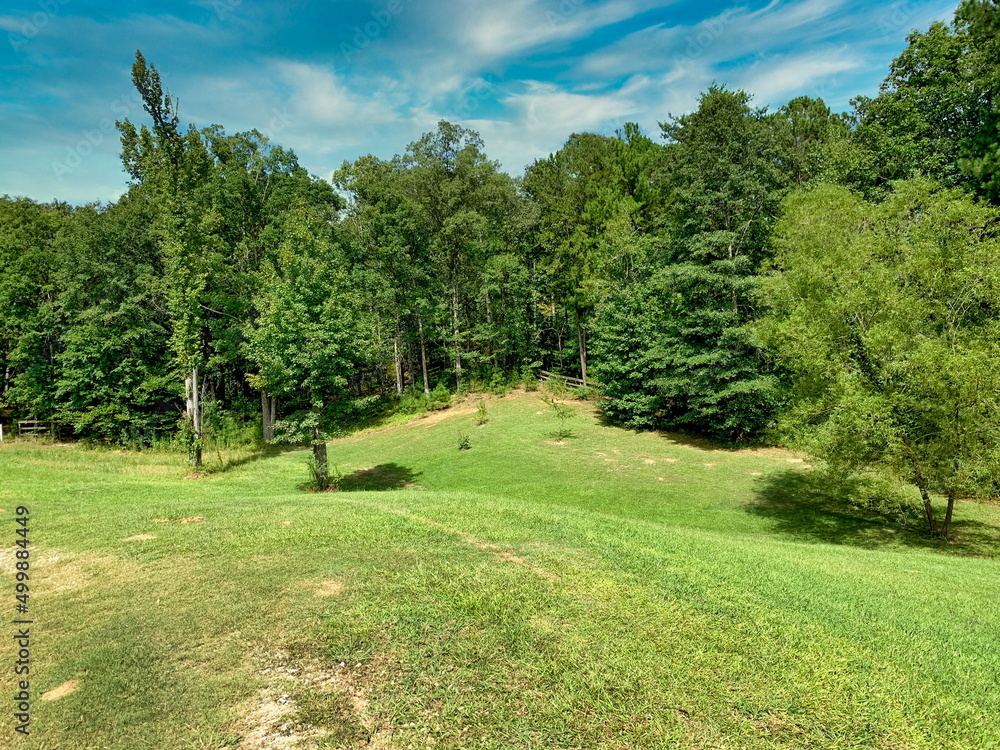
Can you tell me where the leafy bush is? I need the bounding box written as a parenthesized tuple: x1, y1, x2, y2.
(488, 371, 508, 396)
(475, 400, 490, 426)
(396, 388, 429, 415)
(202, 403, 259, 449)
(541, 393, 577, 441)
(457, 431, 472, 450)
(306, 454, 342, 492)
(541, 376, 572, 399)
(428, 382, 451, 411)
(521, 367, 540, 392)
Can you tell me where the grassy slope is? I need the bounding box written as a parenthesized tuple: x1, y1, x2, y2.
(1, 391, 998, 749)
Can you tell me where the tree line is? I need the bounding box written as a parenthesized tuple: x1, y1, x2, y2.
(2, 1, 999, 533)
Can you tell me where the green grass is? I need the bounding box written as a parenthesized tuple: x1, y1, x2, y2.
(1, 391, 999, 749)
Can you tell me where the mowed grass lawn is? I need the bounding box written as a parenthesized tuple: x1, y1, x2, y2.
(1, 390, 999, 749)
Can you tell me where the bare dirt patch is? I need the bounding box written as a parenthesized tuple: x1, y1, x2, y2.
(125, 533, 155, 541)
(237, 648, 390, 750)
(313, 580, 344, 598)
(0, 549, 134, 594)
(41, 679, 80, 701)
(416, 407, 476, 427)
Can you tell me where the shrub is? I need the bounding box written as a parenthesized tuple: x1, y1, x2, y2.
(522, 372, 539, 392)
(306, 454, 343, 492)
(428, 382, 451, 411)
(488, 371, 508, 396)
(475, 400, 490, 426)
(396, 387, 429, 415)
(541, 375, 572, 399)
(541, 393, 577, 441)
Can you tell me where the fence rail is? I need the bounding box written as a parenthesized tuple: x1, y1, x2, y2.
(17, 419, 51, 435)
(538, 371, 601, 388)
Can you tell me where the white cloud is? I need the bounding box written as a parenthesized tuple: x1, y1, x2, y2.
(731, 48, 862, 105)
(0, 15, 25, 33)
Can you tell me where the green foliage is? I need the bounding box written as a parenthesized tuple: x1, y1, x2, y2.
(396, 387, 430, 415)
(592, 87, 788, 442)
(519, 365, 540, 392)
(757, 178, 1000, 536)
(767, 96, 852, 187)
(201, 402, 259, 450)
(457, 431, 472, 450)
(305, 453, 341, 492)
(486, 371, 508, 396)
(956, 0, 1000, 200)
(427, 382, 451, 411)
(540, 375, 572, 399)
(590, 282, 670, 428)
(242, 202, 360, 451)
(852, 21, 981, 192)
(541, 393, 577, 441)
(475, 400, 490, 426)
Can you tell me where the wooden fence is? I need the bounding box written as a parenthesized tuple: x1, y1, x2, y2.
(17, 419, 51, 435)
(538, 371, 602, 388)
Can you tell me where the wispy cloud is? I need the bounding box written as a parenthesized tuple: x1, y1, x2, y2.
(0, 0, 962, 204)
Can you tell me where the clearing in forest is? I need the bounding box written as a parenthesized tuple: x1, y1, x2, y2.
(1, 391, 998, 749)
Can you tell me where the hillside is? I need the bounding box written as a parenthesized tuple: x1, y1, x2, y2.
(1, 391, 998, 749)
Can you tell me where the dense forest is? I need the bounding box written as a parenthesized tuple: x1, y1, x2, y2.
(3, 1, 1000, 535)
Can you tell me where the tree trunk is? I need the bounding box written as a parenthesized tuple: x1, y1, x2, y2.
(941, 491, 957, 539)
(418, 315, 430, 396)
(452, 287, 462, 389)
(919, 485, 938, 537)
(556, 301, 564, 370)
(185, 366, 202, 468)
(312, 419, 329, 490)
(261, 393, 276, 442)
(486, 292, 497, 370)
(577, 320, 588, 387)
(393, 326, 404, 396)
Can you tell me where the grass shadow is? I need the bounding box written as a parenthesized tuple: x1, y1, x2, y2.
(202, 444, 302, 474)
(746, 469, 1000, 557)
(339, 463, 421, 491)
(592, 408, 771, 453)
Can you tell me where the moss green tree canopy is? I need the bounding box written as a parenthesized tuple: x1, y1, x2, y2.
(758, 179, 1000, 536)
(243, 204, 360, 488)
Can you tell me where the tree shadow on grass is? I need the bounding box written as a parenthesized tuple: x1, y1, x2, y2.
(202, 444, 302, 474)
(746, 469, 1000, 558)
(338, 463, 421, 491)
(593, 411, 752, 453)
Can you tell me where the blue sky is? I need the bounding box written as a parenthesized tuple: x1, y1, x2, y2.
(1, 0, 959, 204)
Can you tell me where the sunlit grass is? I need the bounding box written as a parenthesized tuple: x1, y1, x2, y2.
(0, 391, 998, 748)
